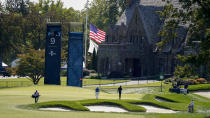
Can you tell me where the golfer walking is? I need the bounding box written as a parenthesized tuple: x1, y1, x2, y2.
(118, 86, 122, 100)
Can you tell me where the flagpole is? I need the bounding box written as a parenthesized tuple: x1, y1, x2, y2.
(85, 0, 89, 68)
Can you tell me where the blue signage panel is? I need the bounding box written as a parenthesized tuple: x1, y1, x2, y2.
(44, 23, 61, 85)
(67, 32, 83, 87)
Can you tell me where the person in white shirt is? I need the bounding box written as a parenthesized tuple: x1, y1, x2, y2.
(188, 100, 194, 112)
(95, 87, 100, 99)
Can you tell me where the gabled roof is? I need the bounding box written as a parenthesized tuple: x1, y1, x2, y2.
(115, 0, 187, 45)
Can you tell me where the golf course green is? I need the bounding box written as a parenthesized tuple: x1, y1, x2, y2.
(0, 84, 210, 118)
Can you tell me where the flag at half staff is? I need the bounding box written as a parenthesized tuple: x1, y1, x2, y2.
(89, 24, 106, 44)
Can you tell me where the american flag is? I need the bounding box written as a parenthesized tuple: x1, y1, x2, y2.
(89, 24, 106, 44)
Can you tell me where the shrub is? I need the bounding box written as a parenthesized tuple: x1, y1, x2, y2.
(60, 70, 67, 76)
(196, 78, 207, 84)
(188, 79, 199, 85)
(83, 69, 90, 76)
(108, 71, 123, 78)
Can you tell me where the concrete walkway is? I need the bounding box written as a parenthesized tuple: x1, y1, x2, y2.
(83, 80, 159, 87)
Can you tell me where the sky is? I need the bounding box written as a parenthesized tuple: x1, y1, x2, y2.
(1, 0, 93, 11)
(32, 0, 94, 11)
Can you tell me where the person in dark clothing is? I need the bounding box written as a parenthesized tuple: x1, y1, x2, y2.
(117, 86, 122, 100)
(184, 83, 189, 89)
(32, 90, 40, 104)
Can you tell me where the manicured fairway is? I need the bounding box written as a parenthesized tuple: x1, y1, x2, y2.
(0, 85, 210, 118)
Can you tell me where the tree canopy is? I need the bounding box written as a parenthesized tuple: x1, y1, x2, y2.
(15, 49, 45, 85)
(158, 0, 210, 78)
(0, 0, 81, 63)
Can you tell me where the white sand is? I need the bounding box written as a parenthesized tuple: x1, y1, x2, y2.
(38, 105, 177, 113)
(138, 105, 177, 113)
(85, 105, 128, 112)
(194, 91, 210, 98)
(39, 107, 71, 111)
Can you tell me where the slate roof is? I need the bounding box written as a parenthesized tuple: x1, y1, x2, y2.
(115, 0, 187, 48)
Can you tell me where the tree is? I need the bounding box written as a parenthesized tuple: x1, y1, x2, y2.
(107, 0, 119, 25)
(5, 0, 30, 16)
(91, 48, 97, 71)
(15, 49, 45, 85)
(0, 13, 24, 63)
(87, 0, 125, 30)
(118, 0, 126, 15)
(158, 0, 210, 78)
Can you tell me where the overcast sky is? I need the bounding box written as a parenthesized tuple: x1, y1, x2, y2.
(1, 0, 93, 11)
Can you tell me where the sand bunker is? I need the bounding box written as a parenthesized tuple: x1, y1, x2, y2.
(38, 105, 177, 113)
(85, 105, 128, 112)
(194, 91, 210, 98)
(138, 105, 177, 113)
(39, 107, 71, 111)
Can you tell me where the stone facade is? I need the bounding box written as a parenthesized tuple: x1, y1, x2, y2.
(97, 0, 187, 77)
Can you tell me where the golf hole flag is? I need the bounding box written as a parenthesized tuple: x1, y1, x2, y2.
(89, 24, 106, 44)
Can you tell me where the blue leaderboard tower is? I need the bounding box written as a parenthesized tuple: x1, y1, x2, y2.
(44, 22, 61, 85)
(67, 32, 83, 87)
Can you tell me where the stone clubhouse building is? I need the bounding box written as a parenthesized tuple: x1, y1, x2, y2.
(97, 0, 188, 78)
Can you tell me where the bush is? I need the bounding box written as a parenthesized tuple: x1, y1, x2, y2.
(196, 78, 207, 84)
(108, 71, 123, 78)
(83, 69, 90, 76)
(89, 73, 101, 79)
(188, 79, 199, 85)
(60, 70, 67, 76)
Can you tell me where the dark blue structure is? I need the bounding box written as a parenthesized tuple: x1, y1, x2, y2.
(67, 32, 83, 87)
(44, 23, 61, 85)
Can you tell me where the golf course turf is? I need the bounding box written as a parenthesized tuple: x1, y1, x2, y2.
(0, 84, 210, 118)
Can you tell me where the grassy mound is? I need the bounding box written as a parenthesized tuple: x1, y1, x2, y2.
(26, 99, 146, 112)
(79, 99, 146, 112)
(26, 93, 198, 113)
(27, 101, 89, 111)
